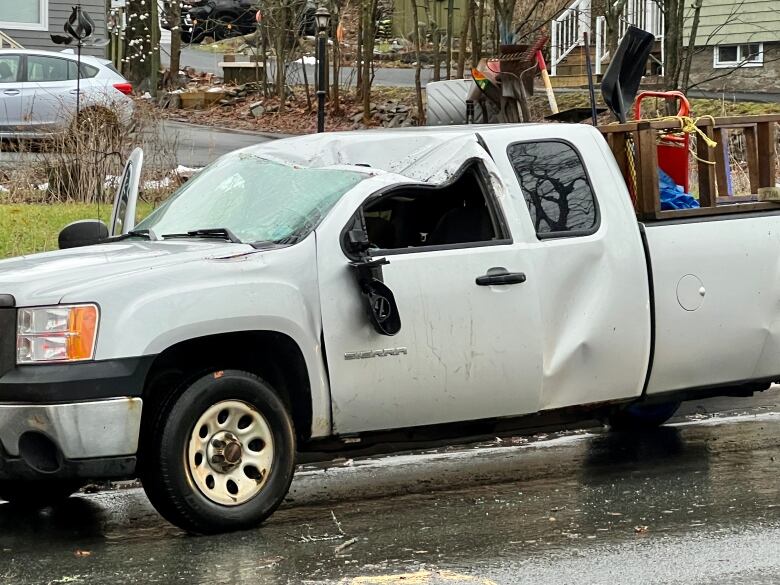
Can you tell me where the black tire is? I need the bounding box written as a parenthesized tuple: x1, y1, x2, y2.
(608, 401, 681, 431)
(183, 26, 206, 44)
(141, 370, 296, 534)
(0, 480, 81, 507)
(211, 14, 241, 40)
(73, 107, 121, 137)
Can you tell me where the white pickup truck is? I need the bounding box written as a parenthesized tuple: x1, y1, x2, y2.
(0, 123, 776, 533)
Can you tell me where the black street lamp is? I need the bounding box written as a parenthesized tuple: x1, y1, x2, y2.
(315, 6, 330, 133)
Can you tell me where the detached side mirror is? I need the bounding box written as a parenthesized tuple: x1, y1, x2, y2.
(58, 220, 109, 250)
(350, 257, 401, 336)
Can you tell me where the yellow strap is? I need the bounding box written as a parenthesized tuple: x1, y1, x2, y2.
(625, 135, 638, 207)
(641, 114, 718, 165)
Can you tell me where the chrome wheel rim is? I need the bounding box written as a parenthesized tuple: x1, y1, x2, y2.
(186, 399, 274, 506)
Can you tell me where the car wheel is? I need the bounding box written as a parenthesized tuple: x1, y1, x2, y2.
(141, 370, 296, 534)
(212, 14, 242, 40)
(74, 107, 121, 138)
(608, 401, 681, 431)
(0, 480, 82, 507)
(183, 26, 206, 44)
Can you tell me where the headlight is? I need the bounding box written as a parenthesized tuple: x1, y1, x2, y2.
(16, 304, 99, 364)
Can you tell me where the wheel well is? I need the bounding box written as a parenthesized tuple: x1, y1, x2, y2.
(212, 11, 239, 21)
(141, 331, 313, 443)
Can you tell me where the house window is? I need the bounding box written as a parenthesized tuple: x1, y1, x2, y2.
(0, 0, 48, 31)
(714, 43, 763, 68)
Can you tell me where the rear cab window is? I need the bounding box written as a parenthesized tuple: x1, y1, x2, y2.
(507, 141, 600, 239)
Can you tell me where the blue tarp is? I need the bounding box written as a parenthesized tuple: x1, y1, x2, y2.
(659, 168, 699, 210)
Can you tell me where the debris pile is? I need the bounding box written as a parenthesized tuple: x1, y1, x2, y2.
(156, 82, 420, 134)
(350, 100, 415, 129)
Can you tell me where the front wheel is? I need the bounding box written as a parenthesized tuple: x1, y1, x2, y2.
(608, 401, 681, 431)
(141, 370, 296, 534)
(0, 480, 82, 507)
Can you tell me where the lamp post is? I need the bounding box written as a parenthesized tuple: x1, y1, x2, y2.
(315, 6, 330, 133)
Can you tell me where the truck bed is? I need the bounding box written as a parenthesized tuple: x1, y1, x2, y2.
(599, 114, 780, 222)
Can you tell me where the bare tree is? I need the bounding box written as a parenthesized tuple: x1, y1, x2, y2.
(263, 0, 308, 111)
(124, 0, 160, 93)
(604, 0, 628, 58)
(411, 0, 425, 124)
(330, 0, 342, 113)
(679, 0, 702, 92)
(165, 0, 183, 88)
(493, 0, 518, 45)
(361, 0, 379, 123)
(472, 0, 484, 66)
(456, 0, 473, 78)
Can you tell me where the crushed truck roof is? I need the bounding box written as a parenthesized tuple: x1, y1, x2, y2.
(236, 123, 572, 182)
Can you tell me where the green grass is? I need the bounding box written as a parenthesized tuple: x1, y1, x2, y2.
(0, 203, 155, 259)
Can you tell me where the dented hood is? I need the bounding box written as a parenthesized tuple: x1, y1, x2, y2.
(0, 240, 254, 306)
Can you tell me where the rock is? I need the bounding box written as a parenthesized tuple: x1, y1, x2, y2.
(352, 112, 365, 123)
(386, 114, 405, 128)
(249, 102, 266, 117)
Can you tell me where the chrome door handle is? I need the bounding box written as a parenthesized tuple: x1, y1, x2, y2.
(3, 89, 20, 96)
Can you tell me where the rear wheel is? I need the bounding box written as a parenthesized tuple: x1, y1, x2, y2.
(211, 14, 242, 40)
(73, 107, 121, 139)
(0, 480, 81, 507)
(141, 370, 296, 534)
(608, 401, 681, 431)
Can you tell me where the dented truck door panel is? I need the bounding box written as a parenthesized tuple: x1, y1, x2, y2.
(480, 126, 652, 411)
(316, 162, 544, 434)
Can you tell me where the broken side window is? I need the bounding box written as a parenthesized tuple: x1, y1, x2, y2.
(360, 162, 507, 252)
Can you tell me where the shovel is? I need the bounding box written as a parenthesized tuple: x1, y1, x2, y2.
(600, 26, 655, 123)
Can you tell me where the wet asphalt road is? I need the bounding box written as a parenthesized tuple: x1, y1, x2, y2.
(0, 390, 779, 585)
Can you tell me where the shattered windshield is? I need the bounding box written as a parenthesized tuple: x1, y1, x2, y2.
(135, 154, 367, 245)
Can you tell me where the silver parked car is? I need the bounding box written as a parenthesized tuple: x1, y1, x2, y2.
(0, 49, 134, 139)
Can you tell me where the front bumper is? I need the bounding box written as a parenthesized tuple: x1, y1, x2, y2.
(0, 398, 142, 479)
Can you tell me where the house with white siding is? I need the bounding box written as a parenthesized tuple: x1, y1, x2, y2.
(550, 0, 779, 93)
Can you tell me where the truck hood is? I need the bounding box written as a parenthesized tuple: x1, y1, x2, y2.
(0, 240, 256, 306)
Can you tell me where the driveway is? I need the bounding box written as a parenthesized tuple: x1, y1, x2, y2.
(1, 389, 779, 584)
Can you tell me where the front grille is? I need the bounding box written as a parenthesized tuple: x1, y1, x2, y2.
(0, 303, 16, 379)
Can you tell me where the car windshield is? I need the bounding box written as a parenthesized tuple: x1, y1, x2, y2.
(135, 154, 367, 245)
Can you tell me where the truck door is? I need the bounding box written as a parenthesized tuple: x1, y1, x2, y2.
(317, 160, 544, 434)
(480, 126, 652, 411)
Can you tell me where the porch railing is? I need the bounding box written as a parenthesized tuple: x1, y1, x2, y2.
(550, 0, 591, 77)
(0, 31, 23, 49)
(552, 0, 664, 76)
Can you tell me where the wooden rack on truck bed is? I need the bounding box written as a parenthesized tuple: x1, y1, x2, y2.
(599, 114, 780, 221)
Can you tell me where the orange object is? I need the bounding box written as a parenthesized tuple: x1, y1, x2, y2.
(67, 305, 99, 361)
(634, 91, 692, 192)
